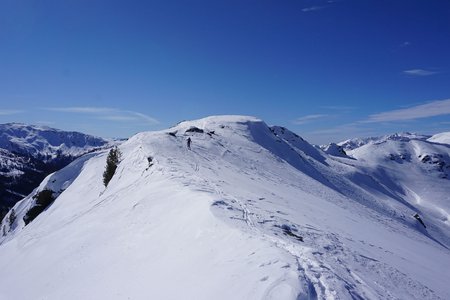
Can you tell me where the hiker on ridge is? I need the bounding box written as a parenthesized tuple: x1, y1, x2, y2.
(187, 137, 192, 150)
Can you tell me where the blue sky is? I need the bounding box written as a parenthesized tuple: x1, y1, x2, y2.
(1, 0, 450, 144)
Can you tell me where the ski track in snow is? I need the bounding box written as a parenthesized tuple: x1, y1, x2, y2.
(151, 121, 447, 299)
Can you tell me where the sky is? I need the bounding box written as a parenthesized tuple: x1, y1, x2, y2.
(1, 0, 450, 144)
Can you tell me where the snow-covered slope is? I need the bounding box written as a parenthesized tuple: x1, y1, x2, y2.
(340, 133, 450, 246)
(0, 123, 111, 214)
(428, 132, 450, 145)
(0, 116, 449, 299)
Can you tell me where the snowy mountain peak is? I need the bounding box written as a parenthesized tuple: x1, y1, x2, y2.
(320, 143, 348, 157)
(1, 116, 449, 299)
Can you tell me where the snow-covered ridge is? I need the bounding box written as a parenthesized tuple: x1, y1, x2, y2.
(319, 143, 348, 157)
(428, 132, 450, 145)
(338, 132, 432, 151)
(1, 116, 449, 299)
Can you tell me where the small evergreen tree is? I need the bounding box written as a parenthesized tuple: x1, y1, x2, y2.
(8, 209, 16, 228)
(23, 189, 55, 225)
(103, 147, 122, 187)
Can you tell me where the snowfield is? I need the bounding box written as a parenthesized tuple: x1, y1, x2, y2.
(0, 116, 449, 299)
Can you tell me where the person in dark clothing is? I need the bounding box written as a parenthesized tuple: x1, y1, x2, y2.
(187, 137, 192, 150)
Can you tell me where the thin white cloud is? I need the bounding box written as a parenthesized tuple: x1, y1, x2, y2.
(304, 122, 379, 144)
(365, 99, 450, 123)
(46, 106, 159, 125)
(320, 105, 356, 112)
(98, 116, 139, 122)
(301, 6, 324, 12)
(309, 123, 370, 136)
(304, 98, 450, 144)
(401, 41, 411, 47)
(47, 107, 115, 113)
(0, 109, 23, 115)
(127, 111, 159, 125)
(403, 69, 437, 76)
(302, 0, 338, 13)
(35, 121, 55, 126)
(293, 114, 328, 125)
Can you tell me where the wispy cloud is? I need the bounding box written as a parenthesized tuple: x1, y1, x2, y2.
(320, 105, 356, 113)
(301, 6, 325, 12)
(304, 121, 379, 144)
(293, 114, 328, 125)
(304, 98, 450, 144)
(35, 121, 55, 126)
(46, 106, 159, 125)
(47, 107, 115, 113)
(309, 122, 370, 136)
(365, 99, 450, 122)
(301, 0, 337, 13)
(401, 41, 411, 47)
(128, 111, 159, 124)
(0, 109, 23, 115)
(98, 115, 138, 122)
(403, 69, 438, 76)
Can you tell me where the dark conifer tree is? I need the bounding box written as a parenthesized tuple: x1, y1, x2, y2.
(23, 189, 54, 225)
(103, 147, 121, 187)
(8, 208, 16, 228)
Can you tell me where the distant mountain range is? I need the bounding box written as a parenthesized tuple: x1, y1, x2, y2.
(0, 123, 111, 218)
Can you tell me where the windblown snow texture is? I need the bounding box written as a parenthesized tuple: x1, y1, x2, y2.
(0, 116, 449, 300)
